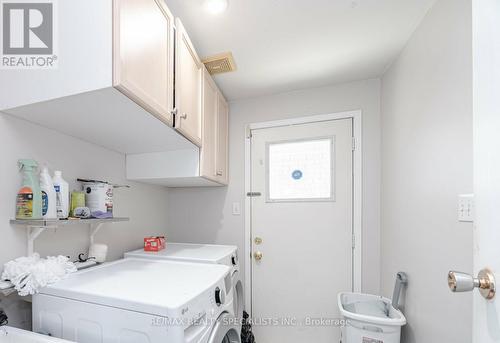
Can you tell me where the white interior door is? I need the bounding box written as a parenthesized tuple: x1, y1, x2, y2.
(250, 119, 353, 343)
(472, 0, 500, 341)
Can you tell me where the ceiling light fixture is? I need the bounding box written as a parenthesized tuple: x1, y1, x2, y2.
(203, 0, 228, 14)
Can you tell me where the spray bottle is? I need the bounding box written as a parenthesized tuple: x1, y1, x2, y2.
(16, 159, 42, 220)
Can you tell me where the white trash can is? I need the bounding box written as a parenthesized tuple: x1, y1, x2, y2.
(338, 292, 406, 343)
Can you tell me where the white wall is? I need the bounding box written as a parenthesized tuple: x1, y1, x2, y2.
(0, 113, 169, 328)
(380, 0, 473, 342)
(167, 79, 382, 294)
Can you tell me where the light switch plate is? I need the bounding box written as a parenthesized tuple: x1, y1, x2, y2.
(232, 202, 241, 216)
(458, 194, 474, 222)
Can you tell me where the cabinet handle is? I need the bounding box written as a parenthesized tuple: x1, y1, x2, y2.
(180, 113, 187, 120)
(216, 171, 223, 176)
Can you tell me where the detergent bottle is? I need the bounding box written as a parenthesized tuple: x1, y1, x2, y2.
(39, 166, 57, 219)
(16, 159, 42, 220)
(52, 170, 69, 219)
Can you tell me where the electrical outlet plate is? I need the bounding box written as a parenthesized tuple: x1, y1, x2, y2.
(232, 202, 241, 216)
(458, 194, 474, 222)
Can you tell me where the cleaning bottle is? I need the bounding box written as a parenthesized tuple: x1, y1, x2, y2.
(52, 170, 69, 219)
(39, 166, 57, 219)
(16, 159, 42, 220)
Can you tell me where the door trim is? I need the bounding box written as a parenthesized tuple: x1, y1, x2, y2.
(244, 110, 363, 314)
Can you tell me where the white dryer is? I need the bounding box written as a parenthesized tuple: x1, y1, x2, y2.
(125, 242, 244, 333)
(32, 258, 241, 343)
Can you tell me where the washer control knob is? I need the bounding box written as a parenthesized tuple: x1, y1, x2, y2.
(215, 287, 225, 306)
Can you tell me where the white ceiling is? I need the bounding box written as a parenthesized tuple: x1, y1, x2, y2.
(165, 0, 436, 101)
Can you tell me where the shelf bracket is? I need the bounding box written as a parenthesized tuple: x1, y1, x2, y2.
(89, 223, 104, 245)
(27, 226, 47, 256)
(11, 217, 129, 256)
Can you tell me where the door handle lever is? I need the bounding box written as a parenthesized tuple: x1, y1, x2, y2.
(448, 268, 496, 299)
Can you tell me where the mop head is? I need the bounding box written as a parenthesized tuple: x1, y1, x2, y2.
(1, 254, 77, 296)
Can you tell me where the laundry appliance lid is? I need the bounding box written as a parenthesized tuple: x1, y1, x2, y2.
(38, 258, 230, 317)
(125, 242, 237, 264)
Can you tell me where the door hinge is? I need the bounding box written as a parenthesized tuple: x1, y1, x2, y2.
(352, 234, 356, 249)
(246, 126, 252, 139)
(246, 192, 261, 197)
(352, 137, 356, 151)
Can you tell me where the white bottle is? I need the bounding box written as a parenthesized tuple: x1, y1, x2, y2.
(52, 170, 69, 219)
(39, 167, 57, 219)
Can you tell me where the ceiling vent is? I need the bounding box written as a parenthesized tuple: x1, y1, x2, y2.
(202, 52, 237, 75)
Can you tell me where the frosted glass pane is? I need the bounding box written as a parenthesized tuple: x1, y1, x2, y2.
(268, 138, 333, 201)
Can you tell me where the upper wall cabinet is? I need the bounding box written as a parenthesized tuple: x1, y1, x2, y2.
(199, 69, 229, 185)
(1, 0, 229, 187)
(126, 68, 229, 187)
(113, 0, 175, 126)
(174, 19, 203, 146)
(0, 0, 192, 155)
(215, 94, 229, 184)
(200, 69, 219, 182)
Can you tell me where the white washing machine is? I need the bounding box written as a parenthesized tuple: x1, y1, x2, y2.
(32, 258, 241, 343)
(125, 243, 244, 334)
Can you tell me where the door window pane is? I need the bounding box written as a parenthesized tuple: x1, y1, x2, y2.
(267, 138, 334, 201)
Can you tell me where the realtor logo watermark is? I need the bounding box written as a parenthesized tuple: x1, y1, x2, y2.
(1, 0, 57, 68)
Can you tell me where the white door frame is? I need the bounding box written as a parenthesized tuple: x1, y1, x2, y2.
(244, 110, 363, 313)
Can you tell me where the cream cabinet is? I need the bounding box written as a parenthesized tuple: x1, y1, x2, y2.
(113, 0, 175, 126)
(200, 69, 229, 185)
(1, 0, 187, 154)
(174, 19, 203, 146)
(1, 0, 229, 187)
(200, 69, 219, 181)
(215, 94, 229, 185)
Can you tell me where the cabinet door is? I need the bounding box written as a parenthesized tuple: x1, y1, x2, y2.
(200, 69, 218, 181)
(175, 19, 203, 146)
(113, 0, 175, 126)
(215, 93, 229, 184)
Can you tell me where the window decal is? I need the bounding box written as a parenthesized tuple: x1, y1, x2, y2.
(292, 170, 303, 180)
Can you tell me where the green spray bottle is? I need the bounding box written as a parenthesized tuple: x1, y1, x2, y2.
(16, 159, 42, 220)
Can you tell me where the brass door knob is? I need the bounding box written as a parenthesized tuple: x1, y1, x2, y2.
(254, 251, 263, 261)
(448, 268, 496, 299)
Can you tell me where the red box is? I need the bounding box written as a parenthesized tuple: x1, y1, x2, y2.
(144, 236, 166, 252)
